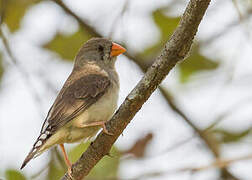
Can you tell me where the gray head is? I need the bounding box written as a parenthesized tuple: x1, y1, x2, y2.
(74, 38, 126, 68)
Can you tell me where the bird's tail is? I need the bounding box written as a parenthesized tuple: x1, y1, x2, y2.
(21, 131, 51, 169)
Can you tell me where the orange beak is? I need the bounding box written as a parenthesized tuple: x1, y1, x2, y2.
(110, 42, 126, 57)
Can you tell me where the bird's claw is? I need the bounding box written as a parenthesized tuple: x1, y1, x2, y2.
(67, 167, 74, 179)
(102, 124, 113, 135)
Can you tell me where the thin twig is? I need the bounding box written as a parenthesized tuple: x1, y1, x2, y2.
(175, 153, 252, 172)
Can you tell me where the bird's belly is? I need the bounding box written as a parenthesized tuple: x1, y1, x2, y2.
(67, 85, 119, 142)
(40, 85, 119, 148)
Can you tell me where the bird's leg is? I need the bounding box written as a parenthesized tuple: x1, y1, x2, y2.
(79, 121, 113, 135)
(59, 144, 73, 178)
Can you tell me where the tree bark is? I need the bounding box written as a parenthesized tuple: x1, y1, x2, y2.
(61, 0, 211, 179)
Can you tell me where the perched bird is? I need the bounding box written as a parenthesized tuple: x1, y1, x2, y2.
(21, 38, 126, 176)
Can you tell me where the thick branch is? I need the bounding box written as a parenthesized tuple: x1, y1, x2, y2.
(52, 0, 219, 157)
(51, 0, 219, 155)
(61, 0, 211, 179)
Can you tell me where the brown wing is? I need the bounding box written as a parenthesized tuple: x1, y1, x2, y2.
(21, 73, 111, 169)
(43, 73, 111, 134)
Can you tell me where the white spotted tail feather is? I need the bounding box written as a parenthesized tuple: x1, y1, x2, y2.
(20, 129, 51, 169)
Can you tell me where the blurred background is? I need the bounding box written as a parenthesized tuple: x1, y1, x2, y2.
(0, 0, 252, 179)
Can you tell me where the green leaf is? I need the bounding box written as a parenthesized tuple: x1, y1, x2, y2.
(153, 10, 180, 40)
(3, 0, 40, 32)
(179, 44, 219, 82)
(5, 169, 26, 180)
(48, 157, 65, 180)
(69, 143, 121, 179)
(43, 29, 92, 61)
(69, 142, 89, 163)
(213, 128, 251, 144)
(138, 10, 219, 83)
(139, 10, 180, 59)
(153, 10, 219, 82)
(88, 146, 121, 179)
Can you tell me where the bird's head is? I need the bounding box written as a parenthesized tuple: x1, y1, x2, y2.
(74, 38, 126, 68)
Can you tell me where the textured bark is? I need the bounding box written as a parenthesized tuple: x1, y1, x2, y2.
(61, 0, 211, 179)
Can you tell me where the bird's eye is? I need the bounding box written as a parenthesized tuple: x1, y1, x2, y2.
(98, 45, 104, 51)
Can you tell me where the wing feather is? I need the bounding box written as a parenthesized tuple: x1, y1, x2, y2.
(45, 73, 111, 133)
(21, 73, 111, 169)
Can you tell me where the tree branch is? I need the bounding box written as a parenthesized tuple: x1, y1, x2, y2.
(61, 0, 211, 179)
(52, 0, 220, 157)
(168, 153, 252, 173)
(52, 0, 240, 179)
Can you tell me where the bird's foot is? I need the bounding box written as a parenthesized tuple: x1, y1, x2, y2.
(101, 122, 113, 136)
(79, 121, 113, 135)
(59, 144, 74, 179)
(67, 166, 74, 179)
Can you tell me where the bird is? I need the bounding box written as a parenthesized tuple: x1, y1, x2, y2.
(21, 37, 126, 176)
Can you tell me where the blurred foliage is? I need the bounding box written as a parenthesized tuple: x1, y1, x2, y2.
(3, 0, 40, 32)
(69, 142, 89, 163)
(69, 143, 121, 179)
(48, 157, 65, 180)
(123, 133, 153, 158)
(26, 143, 122, 179)
(43, 29, 92, 61)
(179, 44, 219, 82)
(139, 10, 219, 82)
(212, 128, 252, 144)
(5, 169, 26, 180)
(139, 10, 180, 59)
(46, 134, 152, 179)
